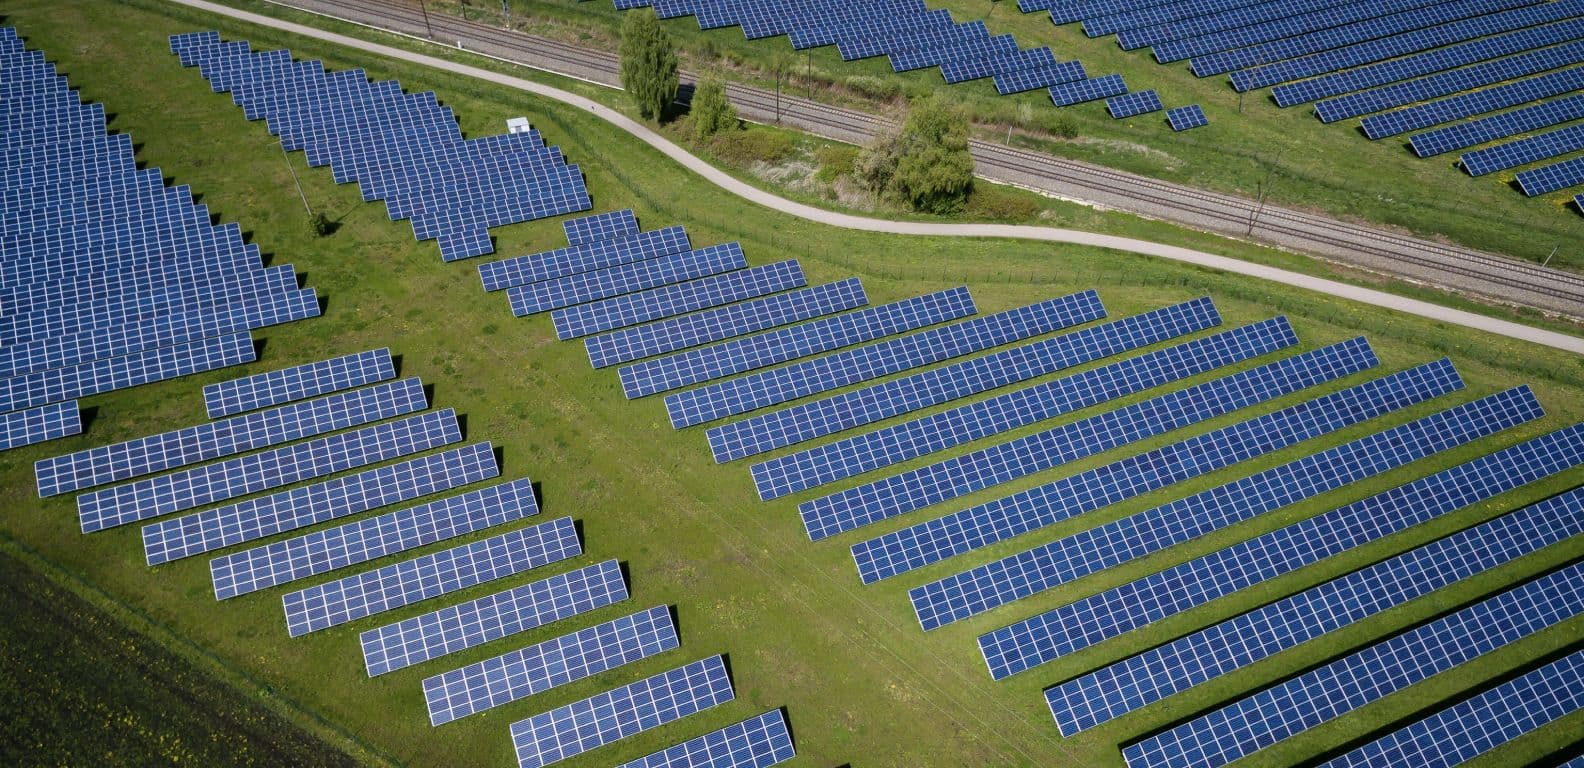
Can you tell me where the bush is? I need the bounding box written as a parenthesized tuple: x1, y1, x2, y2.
(618, 10, 678, 120)
(965, 184, 1040, 222)
(710, 127, 795, 166)
(845, 75, 902, 101)
(1050, 116, 1079, 139)
(857, 96, 974, 214)
(814, 144, 858, 182)
(309, 211, 334, 237)
(690, 76, 737, 141)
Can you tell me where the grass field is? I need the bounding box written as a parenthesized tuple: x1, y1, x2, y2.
(2, 1, 1584, 767)
(442, 0, 1584, 270)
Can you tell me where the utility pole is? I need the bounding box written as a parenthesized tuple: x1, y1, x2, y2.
(418, 0, 434, 39)
(1247, 160, 1275, 237)
(1543, 244, 1558, 268)
(806, 49, 812, 99)
(281, 144, 311, 216)
(502, 0, 510, 28)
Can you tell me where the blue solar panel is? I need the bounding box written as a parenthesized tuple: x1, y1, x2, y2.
(1049, 74, 1129, 106)
(283, 516, 580, 637)
(37, 377, 425, 497)
(1271, 17, 1584, 106)
(553, 259, 808, 340)
(507, 244, 747, 317)
(985, 420, 1584, 682)
(1049, 452, 1576, 735)
(915, 384, 1531, 633)
(710, 295, 1206, 465)
(994, 60, 1087, 95)
(1412, 95, 1584, 157)
(757, 317, 1295, 503)
(838, 21, 990, 62)
(423, 605, 677, 725)
(1315, 40, 1584, 123)
(563, 209, 638, 246)
(1107, 90, 1163, 118)
(625, 287, 974, 401)
(479, 226, 692, 292)
(1124, 558, 1584, 768)
(146, 441, 498, 567)
(1318, 649, 1584, 768)
(0, 331, 257, 417)
(1462, 124, 1584, 176)
(1362, 67, 1584, 139)
(362, 558, 628, 676)
(210, 476, 533, 599)
(1518, 155, 1584, 195)
(204, 348, 394, 419)
(78, 408, 458, 534)
(941, 46, 1056, 83)
(1167, 104, 1208, 131)
(1576, 193, 1584, 212)
(788, 8, 950, 51)
(890, 34, 1017, 73)
(615, 710, 796, 768)
(511, 656, 735, 768)
(0, 400, 81, 451)
(587, 279, 866, 369)
(670, 291, 1099, 430)
(1087, 0, 1281, 38)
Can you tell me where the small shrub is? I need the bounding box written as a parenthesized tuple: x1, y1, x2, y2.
(1050, 116, 1079, 139)
(845, 75, 902, 101)
(696, 37, 719, 61)
(690, 76, 738, 141)
(814, 145, 858, 182)
(710, 127, 795, 166)
(966, 184, 1040, 222)
(309, 211, 334, 237)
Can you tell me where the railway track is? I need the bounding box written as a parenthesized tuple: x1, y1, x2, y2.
(266, 0, 1584, 318)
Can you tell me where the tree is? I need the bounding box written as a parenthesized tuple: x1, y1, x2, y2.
(690, 75, 737, 140)
(618, 10, 679, 121)
(857, 96, 974, 214)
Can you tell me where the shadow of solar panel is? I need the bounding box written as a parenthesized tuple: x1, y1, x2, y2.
(1049, 74, 1128, 106)
(1462, 123, 1584, 176)
(36, 377, 425, 497)
(756, 315, 1292, 503)
(627, 286, 974, 401)
(79, 407, 457, 534)
(1125, 557, 1584, 768)
(1052, 476, 1583, 736)
(1412, 94, 1584, 157)
(509, 243, 745, 317)
(1362, 66, 1584, 139)
(1167, 104, 1208, 130)
(563, 208, 638, 246)
(204, 348, 393, 419)
(994, 60, 1087, 95)
(0, 400, 80, 451)
(710, 292, 1184, 464)
(616, 710, 796, 768)
(918, 382, 1538, 634)
(1316, 40, 1584, 123)
(510, 656, 735, 768)
(552, 259, 807, 340)
(362, 558, 628, 677)
(0, 331, 256, 417)
(1576, 192, 1584, 212)
(1319, 648, 1584, 768)
(283, 516, 580, 637)
(1517, 154, 1584, 195)
(588, 278, 867, 369)
(941, 45, 1056, 83)
(480, 227, 691, 293)
(424, 606, 677, 725)
(1107, 90, 1163, 118)
(988, 421, 1584, 684)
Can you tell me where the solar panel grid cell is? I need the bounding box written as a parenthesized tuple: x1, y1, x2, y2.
(838, 20, 990, 62)
(553, 259, 808, 340)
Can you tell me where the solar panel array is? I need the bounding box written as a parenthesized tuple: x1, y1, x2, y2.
(203, 348, 393, 418)
(510, 656, 735, 768)
(554, 259, 808, 340)
(1049, 74, 1130, 106)
(1318, 649, 1584, 768)
(480, 226, 692, 293)
(174, 34, 591, 261)
(1314, 40, 1584, 124)
(0, 401, 82, 451)
(1518, 155, 1584, 196)
(1411, 94, 1584, 157)
(1461, 123, 1584, 176)
(615, 711, 796, 768)
(1166, 104, 1208, 131)
(506, 243, 748, 317)
(1361, 67, 1584, 140)
(1107, 90, 1163, 119)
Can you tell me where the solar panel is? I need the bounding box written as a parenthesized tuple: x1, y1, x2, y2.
(146, 441, 497, 567)
(0, 331, 256, 416)
(1576, 192, 1584, 212)
(1517, 155, 1584, 196)
(709, 296, 1208, 465)
(36, 377, 426, 497)
(757, 317, 1295, 502)
(625, 287, 975, 401)
(1362, 67, 1584, 139)
(552, 260, 807, 340)
(941, 46, 1056, 84)
(890, 34, 1018, 73)
(211, 476, 533, 599)
(78, 407, 458, 534)
(587, 279, 867, 369)
(1167, 104, 1208, 131)
(789, 7, 950, 50)
(204, 348, 394, 419)
(986, 420, 1584, 682)
(0, 400, 81, 451)
(423, 605, 677, 725)
(1107, 90, 1163, 119)
(916, 384, 1530, 633)
(563, 209, 638, 246)
(479, 226, 692, 292)
(1050, 458, 1578, 736)
(507, 243, 747, 316)
(1411, 94, 1584, 157)
(510, 656, 735, 768)
(283, 516, 580, 637)
(1461, 123, 1584, 176)
(615, 710, 796, 768)
(993, 60, 1087, 95)
(361, 558, 628, 676)
(681, 290, 1111, 437)
(1319, 650, 1584, 768)
(838, 21, 990, 62)
(1123, 558, 1584, 768)
(1315, 40, 1584, 123)
(1049, 74, 1129, 106)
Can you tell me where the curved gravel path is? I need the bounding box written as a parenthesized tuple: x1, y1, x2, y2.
(174, 0, 1584, 355)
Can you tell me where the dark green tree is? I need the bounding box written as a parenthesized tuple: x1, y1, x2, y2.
(618, 10, 679, 120)
(690, 75, 737, 140)
(858, 96, 975, 214)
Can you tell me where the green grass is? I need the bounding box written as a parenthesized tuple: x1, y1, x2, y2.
(463, 0, 1584, 270)
(2, 1, 1583, 767)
